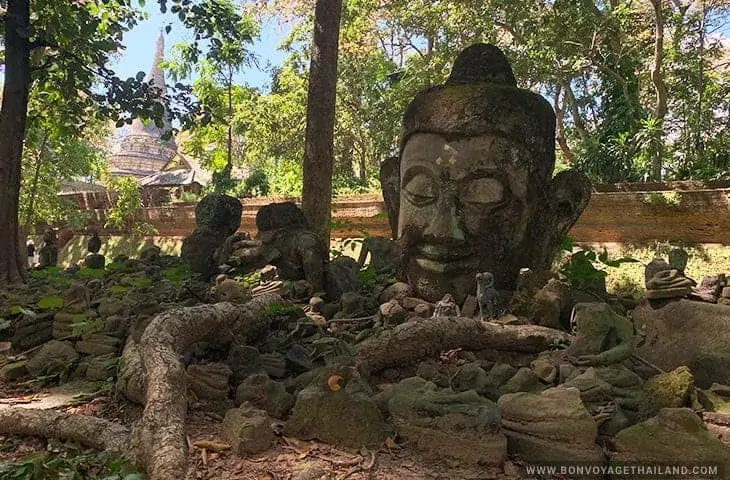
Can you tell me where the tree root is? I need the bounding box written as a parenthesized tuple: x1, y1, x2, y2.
(130, 292, 282, 480)
(0, 293, 283, 480)
(356, 316, 573, 374)
(0, 407, 130, 459)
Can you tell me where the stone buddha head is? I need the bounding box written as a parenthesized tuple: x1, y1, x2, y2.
(380, 44, 591, 303)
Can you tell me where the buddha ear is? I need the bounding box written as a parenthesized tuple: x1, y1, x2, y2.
(379, 156, 401, 240)
(550, 170, 592, 235)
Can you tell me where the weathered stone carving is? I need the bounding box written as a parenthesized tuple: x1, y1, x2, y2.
(181, 194, 242, 280)
(380, 44, 591, 303)
(38, 229, 58, 269)
(85, 231, 105, 269)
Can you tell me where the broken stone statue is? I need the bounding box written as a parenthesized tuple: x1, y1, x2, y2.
(379, 43, 591, 303)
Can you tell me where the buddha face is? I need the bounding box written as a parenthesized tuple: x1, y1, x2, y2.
(398, 132, 542, 303)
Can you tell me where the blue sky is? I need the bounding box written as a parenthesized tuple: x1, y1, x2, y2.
(112, 5, 288, 91)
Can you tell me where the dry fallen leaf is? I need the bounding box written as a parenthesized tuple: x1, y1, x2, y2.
(282, 436, 313, 456)
(327, 374, 343, 392)
(384, 436, 400, 451)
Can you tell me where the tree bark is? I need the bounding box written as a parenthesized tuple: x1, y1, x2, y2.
(0, 408, 131, 460)
(553, 85, 576, 165)
(0, 0, 32, 286)
(356, 317, 573, 375)
(301, 0, 342, 245)
(649, 0, 668, 181)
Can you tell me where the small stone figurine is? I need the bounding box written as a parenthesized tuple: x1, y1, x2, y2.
(476, 272, 499, 320)
(432, 293, 461, 318)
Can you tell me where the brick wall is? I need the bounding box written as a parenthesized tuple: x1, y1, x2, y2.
(60, 182, 730, 245)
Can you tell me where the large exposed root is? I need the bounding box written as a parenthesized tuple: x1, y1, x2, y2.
(0, 407, 130, 459)
(356, 316, 573, 374)
(0, 293, 282, 480)
(130, 293, 282, 480)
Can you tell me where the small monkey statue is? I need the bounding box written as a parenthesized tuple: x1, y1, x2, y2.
(476, 272, 499, 320)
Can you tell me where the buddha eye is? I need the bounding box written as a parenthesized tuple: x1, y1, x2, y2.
(403, 172, 439, 206)
(460, 177, 505, 206)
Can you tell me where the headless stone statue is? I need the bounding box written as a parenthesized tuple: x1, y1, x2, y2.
(380, 44, 591, 303)
(38, 229, 58, 269)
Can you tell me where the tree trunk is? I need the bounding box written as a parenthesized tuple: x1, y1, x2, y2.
(301, 0, 342, 245)
(22, 133, 48, 231)
(649, 0, 668, 181)
(553, 85, 576, 165)
(0, 0, 32, 286)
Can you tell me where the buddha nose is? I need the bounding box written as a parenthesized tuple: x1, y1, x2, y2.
(423, 193, 466, 242)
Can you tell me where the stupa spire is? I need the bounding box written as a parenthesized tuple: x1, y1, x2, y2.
(129, 28, 175, 146)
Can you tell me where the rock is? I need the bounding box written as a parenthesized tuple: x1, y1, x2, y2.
(235, 373, 295, 419)
(485, 363, 518, 389)
(498, 387, 603, 463)
(52, 312, 78, 339)
(0, 361, 28, 381)
(291, 462, 327, 480)
(611, 408, 730, 477)
(412, 303, 432, 318)
(325, 255, 362, 299)
(709, 383, 730, 399)
(62, 284, 90, 314)
(139, 244, 161, 264)
(285, 344, 316, 374)
(181, 226, 228, 280)
(26, 340, 78, 377)
(402, 296, 433, 311)
(377, 300, 406, 327)
(375, 377, 506, 465)
(97, 297, 129, 318)
(451, 362, 491, 395)
(633, 299, 730, 388)
(222, 403, 276, 455)
(225, 344, 264, 385)
(186, 363, 232, 400)
(75, 334, 121, 356)
(722, 287, 730, 299)
(332, 292, 366, 319)
(562, 368, 613, 405)
(285, 365, 389, 448)
(533, 279, 571, 329)
(461, 295, 478, 317)
(259, 265, 278, 283)
(12, 313, 53, 350)
(84, 254, 105, 270)
(213, 278, 251, 304)
(84, 354, 116, 381)
(530, 355, 557, 384)
(559, 363, 579, 383)
(260, 353, 288, 378)
(501, 367, 546, 394)
(378, 282, 413, 304)
(640, 366, 699, 419)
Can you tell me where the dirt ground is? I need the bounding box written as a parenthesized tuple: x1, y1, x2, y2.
(0, 383, 523, 480)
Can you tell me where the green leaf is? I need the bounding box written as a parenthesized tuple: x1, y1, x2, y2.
(37, 295, 64, 310)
